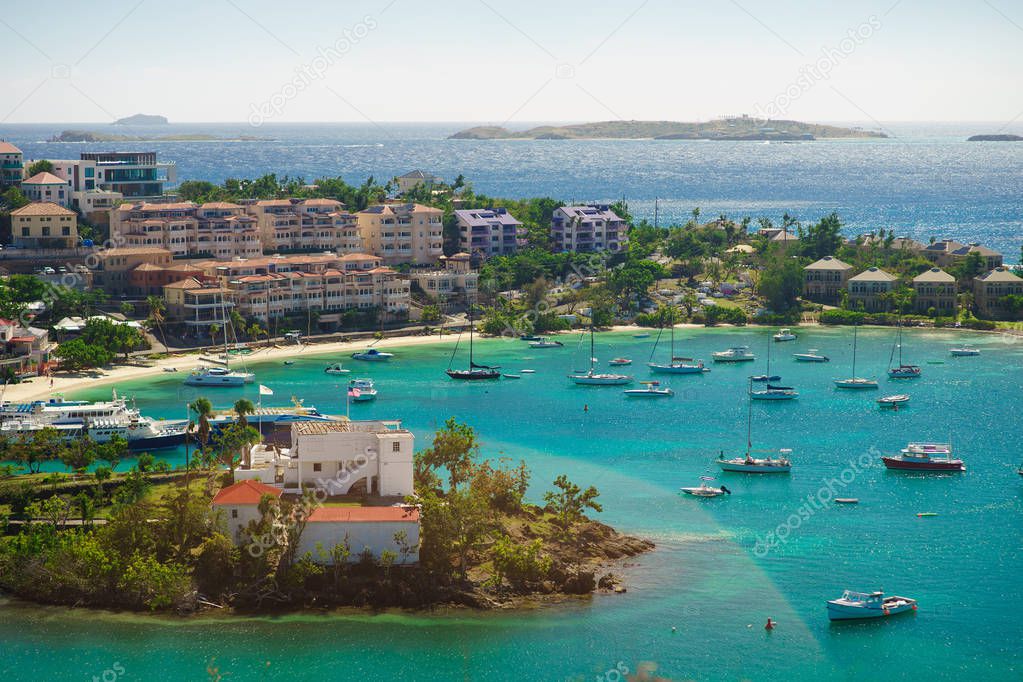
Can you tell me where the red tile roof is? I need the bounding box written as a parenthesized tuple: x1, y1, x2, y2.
(23, 171, 67, 185)
(307, 506, 420, 523)
(212, 479, 284, 505)
(0, 142, 22, 154)
(10, 202, 75, 217)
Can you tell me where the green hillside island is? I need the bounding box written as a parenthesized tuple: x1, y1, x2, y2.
(112, 113, 169, 125)
(48, 130, 266, 143)
(449, 118, 887, 141)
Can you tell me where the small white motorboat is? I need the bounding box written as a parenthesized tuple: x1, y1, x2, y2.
(502, 373, 521, 379)
(718, 449, 792, 473)
(520, 369, 536, 374)
(950, 346, 980, 357)
(347, 378, 378, 401)
(712, 346, 756, 363)
(878, 394, 910, 408)
(773, 328, 797, 342)
(284, 360, 296, 366)
(529, 337, 564, 348)
(794, 350, 829, 362)
(609, 357, 632, 366)
(351, 349, 393, 362)
(624, 381, 673, 397)
(163, 367, 179, 373)
(633, 333, 651, 339)
(835, 498, 859, 504)
(680, 477, 731, 497)
(325, 362, 350, 375)
(826, 590, 917, 621)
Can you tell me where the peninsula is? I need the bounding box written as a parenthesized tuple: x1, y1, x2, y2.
(112, 113, 168, 125)
(448, 117, 887, 140)
(967, 134, 1023, 142)
(48, 129, 266, 143)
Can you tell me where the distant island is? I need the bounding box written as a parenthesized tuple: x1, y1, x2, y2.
(967, 134, 1023, 142)
(449, 117, 887, 141)
(112, 113, 168, 125)
(48, 129, 267, 143)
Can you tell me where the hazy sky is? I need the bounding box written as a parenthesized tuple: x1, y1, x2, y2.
(3, 0, 1023, 125)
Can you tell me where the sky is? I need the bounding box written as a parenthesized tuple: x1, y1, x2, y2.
(3, 0, 1023, 125)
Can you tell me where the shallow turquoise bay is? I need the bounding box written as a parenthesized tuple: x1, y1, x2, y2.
(2, 327, 1021, 681)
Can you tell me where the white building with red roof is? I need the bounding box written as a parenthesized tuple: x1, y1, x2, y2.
(298, 505, 420, 564)
(21, 171, 72, 207)
(212, 479, 284, 542)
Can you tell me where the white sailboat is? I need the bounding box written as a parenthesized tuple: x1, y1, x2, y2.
(718, 379, 793, 472)
(446, 306, 501, 380)
(184, 294, 254, 387)
(569, 326, 632, 385)
(887, 316, 921, 378)
(834, 324, 878, 389)
(647, 311, 706, 374)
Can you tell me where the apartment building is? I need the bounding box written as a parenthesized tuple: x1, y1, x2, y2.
(92, 247, 175, 295)
(550, 205, 627, 253)
(9, 202, 78, 248)
(803, 256, 854, 304)
(911, 268, 957, 314)
(973, 267, 1023, 319)
(163, 278, 235, 332)
(110, 201, 261, 260)
(356, 203, 444, 265)
(0, 141, 23, 186)
(455, 208, 524, 257)
(246, 198, 361, 253)
(847, 267, 898, 312)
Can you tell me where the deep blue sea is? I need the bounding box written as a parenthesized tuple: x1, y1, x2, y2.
(1, 121, 1021, 261)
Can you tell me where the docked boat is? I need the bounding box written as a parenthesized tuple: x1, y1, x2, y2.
(950, 346, 980, 357)
(624, 381, 673, 397)
(834, 324, 877, 389)
(773, 328, 797, 342)
(529, 337, 564, 348)
(680, 477, 731, 497)
(324, 362, 351, 375)
(712, 346, 755, 363)
(184, 365, 254, 387)
(609, 357, 632, 366)
(446, 307, 501, 380)
(719, 380, 793, 471)
(569, 326, 632, 385)
(794, 349, 829, 362)
(826, 590, 917, 621)
(877, 394, 910, 408)
(882, 442, 964, 471)
(347, 379, 378, 401)
(648, 313, 706, 374)
(887, 317, 921, 378)
(351, 348, 394, 362)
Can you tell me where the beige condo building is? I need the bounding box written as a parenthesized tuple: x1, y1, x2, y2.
(356, 203, 444, 265)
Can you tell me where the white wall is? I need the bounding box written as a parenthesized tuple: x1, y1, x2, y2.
(215, 503, 264, 543)
(297, 520, 420, 564)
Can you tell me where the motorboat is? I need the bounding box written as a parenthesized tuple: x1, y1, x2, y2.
(184, 365, 254, 387)
(835, 324, 877, 389)
(519, 334, 541, 341)
(446, 307, 501, 380)
(877, 394, 910, 408)
(882, 442, 964, 471)
(718, 448, 792, 473)
(750, 384, 798, 400)
(680, 477, 731, 497)
(283, 360, 295, 366)
(950, 346, 980, 357)
(633, 333, 651, 339)
(624, 381, 673, 397)
(529, 337, 564, 348)
(351, 348, 394, 361)
(163, 367, 179, 373)
(826, 590, 917, 621)
(520, 369, 536, 374)
(773, 328, 797, 342)
(609, 357, 632, 366)
(712, 346, 755, 363)
(569, 327, 632, 385)
(794, 350, 829, 362)
(347, 379, 378, 402)
(835, 498, 859, 504)
(502, 373, 521, 379)
(324, 362, 351, 375)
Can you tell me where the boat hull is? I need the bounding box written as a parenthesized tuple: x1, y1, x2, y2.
(834, 379, 878, 389)
(624, 389, 673, 397)
(882, 457, 964, 471)
(712, 356, 755, 363)
(827, 599, 916, 620)
(717, 460, 791, 473)
(794, 355, 829, 362)
(446, 370, 501, 381)
(750, 391, 797, 400)
(184, 375, 248, 387)
(649, 363, 704, 374)
(570, 375, 632, 385)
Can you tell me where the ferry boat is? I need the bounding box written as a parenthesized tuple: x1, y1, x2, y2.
(773, 328, 797, 342)
(793, 349, 830, 362)
(826, 590, 917, 621)
(712, 346, 756, 363)
(184, 365, 254, 387)
(882, 442, 964, 471)
(351, 348, 394, 362)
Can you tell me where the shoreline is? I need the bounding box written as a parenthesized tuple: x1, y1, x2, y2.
(3, 322, 1004, 403)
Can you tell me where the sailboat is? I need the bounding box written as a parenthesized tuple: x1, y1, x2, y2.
(887, 317, 921, 378)
(569, 325, 632, 385)
(718, 378, 793, 472)
(446, 306, 500, 380)
(648, 311, 706, 374)
(752, 333, 781, 382)
(834, 324, 878, 389)
(184, 294, 254, 387)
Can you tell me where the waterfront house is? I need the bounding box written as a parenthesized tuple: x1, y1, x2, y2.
(246, 198, 362, 254)
(847, 267, 898, 312)
(409, 252, 478, 303)
(0, 141, 24, 186)
(551, 205, 627, 253)
(10, 202, 78, 249)
(356, 203, 444, 265)
(803, 256, 854, 304)
(212, 479, 284, 543)
(395, 170, 444, 194)
(454, 208, 525, 258)
(21, 172, 72, 208)
(911, 268, 957, 314)
(922, 239, 1003, 271)
(973, 267, 1023, 319)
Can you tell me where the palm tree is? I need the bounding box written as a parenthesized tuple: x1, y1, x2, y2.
(189, 397, 214, 466)
(233, 398, 255, 428)
(146, 295, 167, 351)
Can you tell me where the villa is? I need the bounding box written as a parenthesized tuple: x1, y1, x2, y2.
(973, 267, 1023, 319)
(20, 172, 72, 208)
(409, 252, 478, 303)
(356, 203, 444, 265)
(847, 267, 898, 312)
(911, 268, 957, 314)
(922, 239, 1003, 271)
(455, 207, 525, 257)
(803, 256, 854, 304)
(395, 169, 444, 194)
(551, 205, 627, 253)
(0, 141, 24, 186)
(9, 202, 79, 249)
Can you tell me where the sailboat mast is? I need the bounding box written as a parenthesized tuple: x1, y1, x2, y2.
(467, 305, 474, 368)
(590, 323, 595, 372)
(852, 324, 858, 377)
(746, 377, 753, 455)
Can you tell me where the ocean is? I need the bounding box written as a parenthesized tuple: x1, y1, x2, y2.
(2, 327, 1022, 680)
(1, 121, 1021, 260)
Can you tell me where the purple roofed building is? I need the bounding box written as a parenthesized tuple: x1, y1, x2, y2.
(551, 205, 627, 253)
(454, 207, 525, 258)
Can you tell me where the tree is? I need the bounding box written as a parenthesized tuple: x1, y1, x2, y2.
(189, 398, 215, 464)
(26, 159, 54, 176)
(60, 438, 96, 473)
(146, 295, 168, 351)
(212, 423, 261, 482)
(10, 428, 62, 474)
(120, 302, 135, 318)
(758, 255, 805, 313)
(54, 338, 115, 371)
(233, 399, 255, 429)
(136, 452, 155, 473)
(544, 474, 602, 528)
(416, 418, 480, 490)
(799, 213, 844, 260)
(97, 435, 128, 472)
(420, 304, 442, 325)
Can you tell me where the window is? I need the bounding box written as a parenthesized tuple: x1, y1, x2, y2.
(313, 462, 322, 472)
(231, 509, 238, 518)
(392, 441, 401, 452)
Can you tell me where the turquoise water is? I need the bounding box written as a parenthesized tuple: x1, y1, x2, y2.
(2, 327, 1022, 681)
